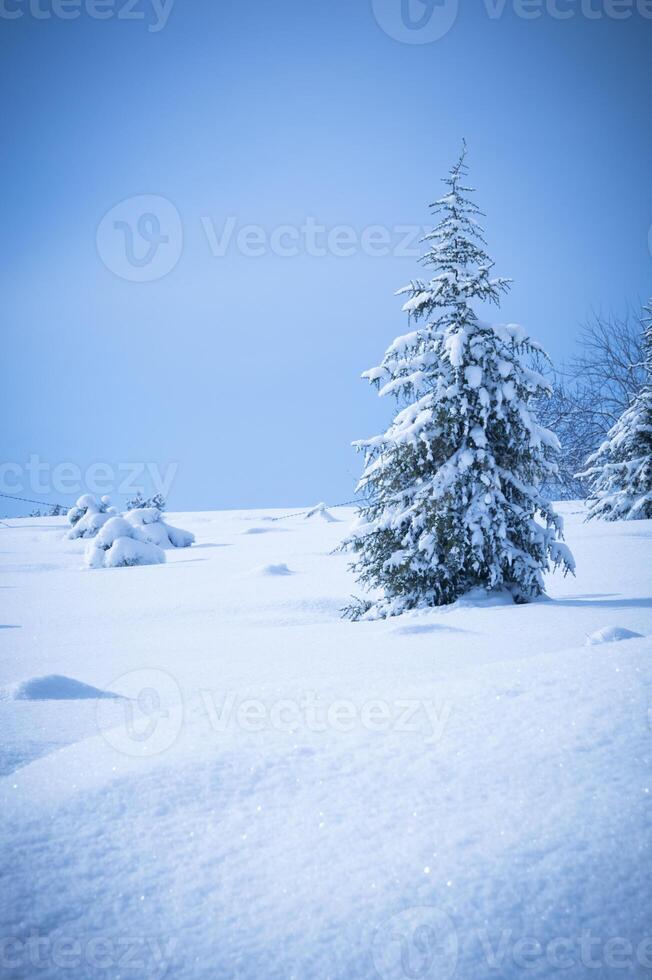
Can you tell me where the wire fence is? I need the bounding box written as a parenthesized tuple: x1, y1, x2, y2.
(0, 491, 70, 510)
(268, 499, 364, 522)
(0, 491, 364, 524)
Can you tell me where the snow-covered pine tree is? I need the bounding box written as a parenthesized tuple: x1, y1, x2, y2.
(578, 299, 652, 521)
(343, 145, 574, 620)
(67, 493, 115, 539)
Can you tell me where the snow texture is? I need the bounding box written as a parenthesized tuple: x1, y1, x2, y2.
(0, 503, 651, 980)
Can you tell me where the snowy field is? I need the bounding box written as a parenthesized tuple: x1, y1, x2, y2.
(1, 503, 651, 979)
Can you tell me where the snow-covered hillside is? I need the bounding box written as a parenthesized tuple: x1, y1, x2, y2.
(1, 504, 651, 979)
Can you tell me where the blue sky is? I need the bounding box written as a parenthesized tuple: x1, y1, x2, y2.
(1, 0, 651, 514)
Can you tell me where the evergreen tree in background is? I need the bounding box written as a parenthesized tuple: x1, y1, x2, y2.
(344, 145, 574, 620)
(579, 299, 652, 521)
(126, 492, 166, 511)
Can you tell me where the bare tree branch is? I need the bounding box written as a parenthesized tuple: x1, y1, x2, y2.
(534, 305, 644, 499)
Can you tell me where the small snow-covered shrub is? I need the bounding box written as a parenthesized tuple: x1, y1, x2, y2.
(67, 494, 116, 539)
(85, 516, 166, 569)
(68, 493, 105, 527)
(125, 507, 194, 549)
(304, 502, 339, 523)
(68, 509, 113, 540)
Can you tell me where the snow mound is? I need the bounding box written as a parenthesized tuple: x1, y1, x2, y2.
(586, 626, 644, 646)
(253, 563, 294, 576)
(450, 587, 515, 610)
(1, 674, 123, 701)
(125, 508, 195, 549)
(85, 517, 166, 569)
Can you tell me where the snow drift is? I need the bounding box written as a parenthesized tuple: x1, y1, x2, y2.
(586, 625, 644, 646)
(0, 674, 122, 701)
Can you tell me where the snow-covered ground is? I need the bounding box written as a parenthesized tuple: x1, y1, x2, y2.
(1, 503, 651, 979)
